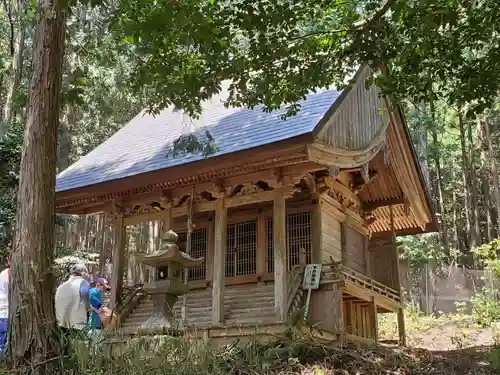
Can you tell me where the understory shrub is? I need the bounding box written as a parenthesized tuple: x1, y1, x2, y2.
(470, 290, 500, 327)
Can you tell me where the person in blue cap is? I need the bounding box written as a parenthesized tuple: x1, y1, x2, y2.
(88, 277, 110, 331)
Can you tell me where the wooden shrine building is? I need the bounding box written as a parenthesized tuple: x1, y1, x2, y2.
(55, 68, 437, 345)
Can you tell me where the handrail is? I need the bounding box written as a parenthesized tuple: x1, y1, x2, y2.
(116, 284, 146, 326)
(286, 265, 304, 313)
(340, 265, 400, 295)
(323, 262, 401, 300)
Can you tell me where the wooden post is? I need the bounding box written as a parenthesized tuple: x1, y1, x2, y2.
(163, 203, 173, 232)
(398, 308, 406, 346)
(331, 283, 342, 332)
(364, 237, 372, 277)
(345, 300, 352, 334)
(311, 200, 322, 263)
(206, 216, 215, 282)
(370, 297, 378, 342)
(256, 215, 267, 282)
(182, 188, 195, 323)
(273, 188, 287, 320)
(340, 222, 347, 264)
(98, 213, 108, 276)
(212, 197, 227, 325)
(110, 215, 126, 309)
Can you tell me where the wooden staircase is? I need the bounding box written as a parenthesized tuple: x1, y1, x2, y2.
(120, 282, 278, 334)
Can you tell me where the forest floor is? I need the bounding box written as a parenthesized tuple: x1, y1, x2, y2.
(377, 309, 498, 374)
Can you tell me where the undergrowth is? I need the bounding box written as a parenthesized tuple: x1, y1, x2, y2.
(0, 327, 497, 375)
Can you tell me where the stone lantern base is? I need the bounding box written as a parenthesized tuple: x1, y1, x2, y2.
(139, 294, 179, 330)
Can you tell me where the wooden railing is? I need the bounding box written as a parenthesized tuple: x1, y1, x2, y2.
(324, 263, 401, 303)
(116, 284, 146, 326)
(286, 265, 304, 313)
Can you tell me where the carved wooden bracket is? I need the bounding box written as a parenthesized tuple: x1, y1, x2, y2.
(403, 197, 410, 217)
(303, 173, 317, 194)
(160, 190, 173, 204)
(327, 165, 340, 180)
(323, 178, 364, 215)
(360, 163, 370, 184)
(382, 141, 390, 166)
(210, 179, 227, 198)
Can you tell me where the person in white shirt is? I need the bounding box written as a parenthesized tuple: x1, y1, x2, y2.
(55, 264, 90, 341)
(0, 264, 9, 352)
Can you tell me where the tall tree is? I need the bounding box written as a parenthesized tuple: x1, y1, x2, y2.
(458, 112, 476, 251)
(2, 0, 27, 125)
(8, 0, 68, 368)
(466, 117, 480, 248)
(484, 114, 500, 236)
(477, 117, 494, 241)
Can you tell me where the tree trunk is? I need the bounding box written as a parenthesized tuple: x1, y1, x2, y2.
(467, 117, 480, 248)
(2, 0, 27, 126)
(477, 118, 494, 241)
(484, 115, 500, 236)
(429, 99, 448, 252)
(458, 112, 475, 253)
(451, 168, 461, 255)
(57, 105, 72, 172)
(416, 118, 430, 186)
(8, 0, 68, 368)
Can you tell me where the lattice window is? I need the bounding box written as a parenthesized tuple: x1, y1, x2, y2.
(225, 220, 257, 277)
(287, 211, 312, 269)
(176, 228, 208, 281)
(267, 211, 312, 272)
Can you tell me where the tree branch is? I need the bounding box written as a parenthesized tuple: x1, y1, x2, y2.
(289, 0, 396, 44)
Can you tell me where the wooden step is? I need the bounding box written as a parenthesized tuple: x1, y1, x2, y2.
(120, 283, 277, 334)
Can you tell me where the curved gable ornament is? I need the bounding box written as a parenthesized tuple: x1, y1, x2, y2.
(311, 67, 390, 170)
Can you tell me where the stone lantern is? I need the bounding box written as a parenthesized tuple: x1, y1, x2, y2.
(135, 230, 203, 330)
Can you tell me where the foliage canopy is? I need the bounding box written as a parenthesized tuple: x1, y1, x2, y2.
(110, 0, 500, 118)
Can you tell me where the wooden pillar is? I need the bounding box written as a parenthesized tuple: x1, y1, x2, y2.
(370, 297, 378, 342)
(163, 203, 172, 232)
(311, 200, 322, 263)
(340, 222, 347, 264)
(331, 283, 342, 332)
(206, 216, 215, 282)
(212, 198, 227, 325)
(256, 215, 267, 281)
(398, 308, 406, 346)
(110, 215, 126, 309)
(364, 237, 372, 277)
(273, 188, 287, 320)
(345, 300, 352, 334)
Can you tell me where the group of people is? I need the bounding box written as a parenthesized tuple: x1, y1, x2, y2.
(0, 261, 113, 352)
(55, 263, 112, 339)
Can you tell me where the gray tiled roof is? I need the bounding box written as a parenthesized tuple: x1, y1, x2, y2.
(56, 87, 342, 192)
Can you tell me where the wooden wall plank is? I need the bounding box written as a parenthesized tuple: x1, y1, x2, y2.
(344, 227, 367, 274)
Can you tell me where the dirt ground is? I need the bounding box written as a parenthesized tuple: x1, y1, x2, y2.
(378, 313, 498, 374)
(408, 320, 495, 350)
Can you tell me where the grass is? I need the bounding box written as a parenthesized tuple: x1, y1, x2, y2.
(58, 329, 498, 375)
(0, 327, 497, 375)
(378, 306, 479, 345)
